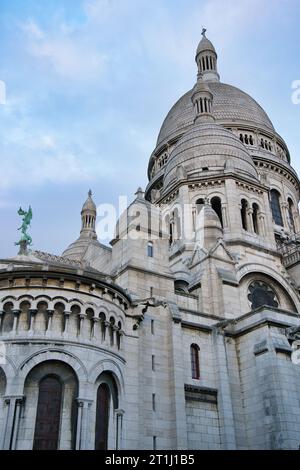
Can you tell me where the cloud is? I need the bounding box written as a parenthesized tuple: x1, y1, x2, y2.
(22, 19, 44, 39)
(22, 19, 107, 80)
(0, 145, 113, 189)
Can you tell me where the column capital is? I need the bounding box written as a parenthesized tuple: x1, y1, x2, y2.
(4, 395, 25, 403)
(77, 398, 93, 408)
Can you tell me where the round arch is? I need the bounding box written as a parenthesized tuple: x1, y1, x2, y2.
(237, 264, 299, 313)
(18, 349, 88, 395)
(88, 359, 125, 400)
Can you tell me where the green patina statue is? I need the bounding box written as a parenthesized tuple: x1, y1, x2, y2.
(15, 206, 33, 252)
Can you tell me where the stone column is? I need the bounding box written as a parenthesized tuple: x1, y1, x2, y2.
(212, 327, 237, 449)
(75, 399, 93, 450)
(63, 310, 71, 334)
(258, 211, 266, 236)
(2, 396, 25, 450)
(115, 409, 124, 450)
(28, 309, 37, 333)
(0, 310, 4, 331)
(221, 202, 228, 228)
(78, 313, 86, 336)
(113, 325, 120, 347)
(12, 310, 21, 333)
(105, 321, 111, 346)
(46, 309, 54, 333)
(10, 397, 24, 450)
(91, 317, 100, 339)
(280, 202, 289, 229)
(247, 207, 254, 233)
(117, 330, 124, 351)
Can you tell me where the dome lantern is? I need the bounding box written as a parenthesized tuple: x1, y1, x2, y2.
(80, 190, 97, 240)
(191, 73, 215, 123)
(195, 29, 220, 83)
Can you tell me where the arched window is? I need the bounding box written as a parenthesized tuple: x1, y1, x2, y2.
(248, 281, 279, 310)
(252, 203, 259, 235)
(95, 383, 110, 450)
(249, 135, 254, 145)
(190, 344, 200, 380)
(270, 190, 283, 226)
(148, 241, 154, 258)
(211, 196, 223, 227)
(241, 199, 248, 231)
(288, 198, 296, 232)
(33, 375, 63, 450)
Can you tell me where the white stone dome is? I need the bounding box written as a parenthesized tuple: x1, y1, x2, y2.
(196, 35, 216, 55)
(157, 82, 275, 147)
(163, 122, 259, 190)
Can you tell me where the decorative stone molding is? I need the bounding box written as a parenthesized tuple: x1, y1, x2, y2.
(184, 384, 218, 404)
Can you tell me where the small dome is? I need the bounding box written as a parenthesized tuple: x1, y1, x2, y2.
(196, 35, 216, 56)
(163, 122, 258, 190)
(82, 190, 96, 213)
(62, 237, 101, 260)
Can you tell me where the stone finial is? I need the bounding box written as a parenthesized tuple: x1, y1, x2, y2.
(88, 189, 92, 198)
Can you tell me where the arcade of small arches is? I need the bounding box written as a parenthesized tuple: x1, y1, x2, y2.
(0, 296, 124, 350)
(149, 129, 289, 184)
(240, 199, 265, 235)
(160, 188, 299, 247)
(0, 357, 123, 450)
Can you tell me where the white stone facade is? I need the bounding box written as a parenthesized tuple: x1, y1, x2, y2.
(1, 32, 300, 450)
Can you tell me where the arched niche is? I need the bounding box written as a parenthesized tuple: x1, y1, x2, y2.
(20, 360, 79, 450)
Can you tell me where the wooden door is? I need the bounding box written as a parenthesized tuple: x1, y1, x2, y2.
(95, 383, 110, 450)
(33, 376, 62, 450)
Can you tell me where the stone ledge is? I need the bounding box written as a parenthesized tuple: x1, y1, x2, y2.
(184, 384, 218, 404)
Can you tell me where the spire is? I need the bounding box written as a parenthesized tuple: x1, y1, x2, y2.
(195, 29, 220, 83)
(80, 190, 97, 240)
(191, 73, 215, 123)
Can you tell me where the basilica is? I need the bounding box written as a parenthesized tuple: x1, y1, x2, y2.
(1, 31, 300, 450)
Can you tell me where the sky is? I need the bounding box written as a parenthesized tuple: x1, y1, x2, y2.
(0, 0, 299, 258)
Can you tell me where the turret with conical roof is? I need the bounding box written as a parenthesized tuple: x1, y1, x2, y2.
(62, 190, 101, 261)
(80, 190, 97, 240)
(195, 28, 220, 83)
